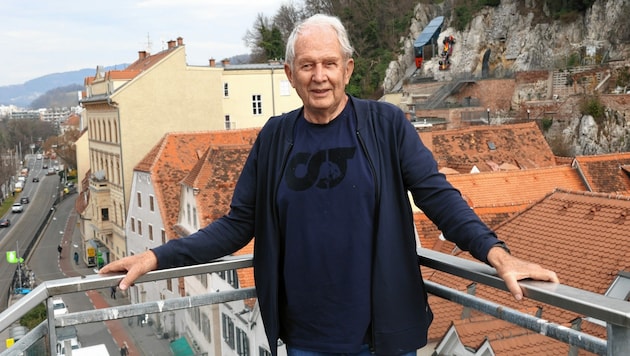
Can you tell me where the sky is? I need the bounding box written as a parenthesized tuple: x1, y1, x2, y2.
(0, 0, 287, 87)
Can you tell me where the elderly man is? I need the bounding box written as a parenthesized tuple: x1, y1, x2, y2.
(101, 14, 558, 356)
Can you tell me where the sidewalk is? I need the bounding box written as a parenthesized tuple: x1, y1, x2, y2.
(59, 210, 172, 356)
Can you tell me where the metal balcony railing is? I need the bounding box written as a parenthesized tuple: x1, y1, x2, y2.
(1, 249, 629, 356)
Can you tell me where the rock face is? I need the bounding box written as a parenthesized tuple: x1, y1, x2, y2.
(384, 0, 630, 155)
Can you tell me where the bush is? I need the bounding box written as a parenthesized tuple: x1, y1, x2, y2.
(541, 117, 553, 132)
(20, 303, 46, 330)
(579, 96, 605, 123)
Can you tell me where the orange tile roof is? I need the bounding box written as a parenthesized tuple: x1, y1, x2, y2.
(426, 189, 628, 353)
(105, 69, 141, 80)
(446, 165, 586, 208)
(430, 122, 557, 172)
(180, 141, 258, 309)
(186, 145, 253, 225)
(135, 129, 259, 241)
(64, 113, 81, 127)
(573, 152, 630, 195)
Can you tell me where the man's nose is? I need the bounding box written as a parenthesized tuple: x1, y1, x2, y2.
(312, 64, 327, 81)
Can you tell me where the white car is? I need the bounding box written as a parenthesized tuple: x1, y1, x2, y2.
(11, 203, 23, 213)
(52, 298, 68, 316)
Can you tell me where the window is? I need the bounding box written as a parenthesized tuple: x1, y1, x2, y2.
(138, 221, 142, 236)
(196, 273, 208, 288)
(149, 196, 154, 211)
(236, 327, 250, 356)
(202, 313, 211, 343)
(259, 347, 272, 356)
(222, 313, 235, 349)
(280, 80, 291, 96)
(161, 229, 166, 244)
(166, 278, 172, 292)
(218, 269, 239, 289)
(130, 218, 135, 232)
(148, 224, 153, 241)
(251, 95, 262, 115)
(101, 208, 109, 221)
(225, 115, 233, 130)
(137, 192, 142, 208)
(224, 82, 229, 97)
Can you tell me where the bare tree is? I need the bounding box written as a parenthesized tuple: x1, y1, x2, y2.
(273, 2, 306, 45)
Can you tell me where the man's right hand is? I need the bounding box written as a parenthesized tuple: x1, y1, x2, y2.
(99, 250, 158, 290)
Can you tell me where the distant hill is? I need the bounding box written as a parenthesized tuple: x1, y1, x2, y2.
(0, 64, 128, 108)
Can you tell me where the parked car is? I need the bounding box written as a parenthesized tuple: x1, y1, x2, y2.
(11, 203, 23, 213)
(20, 196, 30, 204)
(32, 177, 40, 182)
(52, 298, 68, 316)
(0, 218, 10, 228)
(43, 164, 48, 169)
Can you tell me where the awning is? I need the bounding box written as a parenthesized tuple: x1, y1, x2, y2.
(169, 336, 194, 356)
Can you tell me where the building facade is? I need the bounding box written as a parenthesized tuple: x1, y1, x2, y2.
(79, 38, 302, 264)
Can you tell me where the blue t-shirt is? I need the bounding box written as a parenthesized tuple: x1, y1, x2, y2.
(276, 101, 376, 352)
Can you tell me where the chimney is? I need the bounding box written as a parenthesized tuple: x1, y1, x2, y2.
(176, 37, 183, 46)
(138, 51, 148, 60)
(167, 40, 176, 49)
(221, 58, 230, 67)
(209, 58, 216, 67)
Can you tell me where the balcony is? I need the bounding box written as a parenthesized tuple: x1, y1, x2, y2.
(0, 250, 628, 355)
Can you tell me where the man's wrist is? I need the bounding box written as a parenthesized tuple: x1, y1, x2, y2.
(492, 242, 511, 255)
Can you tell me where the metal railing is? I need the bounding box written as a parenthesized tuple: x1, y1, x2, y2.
(1, 249, 629, 356)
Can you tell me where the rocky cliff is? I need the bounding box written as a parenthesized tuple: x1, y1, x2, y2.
(384, 0, 630, 155)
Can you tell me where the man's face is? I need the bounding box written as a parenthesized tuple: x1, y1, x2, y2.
(284, 25, 354, 123)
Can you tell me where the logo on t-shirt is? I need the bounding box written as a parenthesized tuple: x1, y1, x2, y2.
(285, 147, 356, 191)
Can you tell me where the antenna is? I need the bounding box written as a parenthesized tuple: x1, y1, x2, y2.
(141, 33, 153, 53)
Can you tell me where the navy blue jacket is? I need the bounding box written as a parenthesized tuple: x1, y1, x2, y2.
(153, 96, 501, 355)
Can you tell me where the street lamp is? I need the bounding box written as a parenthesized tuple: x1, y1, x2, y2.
(486, 108, 490, 125)
(527, 109, 530, 120)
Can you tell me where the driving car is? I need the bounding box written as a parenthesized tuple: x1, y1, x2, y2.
(20, 196, 30, 204)
(52, 298, 68, 316)
(32, 177, 40, 182)
(0, 218, 10, 228)
(11, 203, 23, 213)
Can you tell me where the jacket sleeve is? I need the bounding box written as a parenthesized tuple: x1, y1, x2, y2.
(398, 114, 501, 263)
(152, 137, 261, 269)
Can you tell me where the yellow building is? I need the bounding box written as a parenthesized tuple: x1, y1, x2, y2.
(80, 38, 302, 263)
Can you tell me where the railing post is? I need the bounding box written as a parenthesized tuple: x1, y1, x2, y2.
(607, 323, 630, 356)
(46, 298, 57, 356)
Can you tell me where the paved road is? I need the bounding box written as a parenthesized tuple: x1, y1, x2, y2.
(1, 161, 173, 354)
(0, 158, 59, 308)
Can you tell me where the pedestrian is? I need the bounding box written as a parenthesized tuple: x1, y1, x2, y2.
(73, 252, 79, 265)
(110, 285, 117, 299)
(120, 343, 128, 356)
(100, 14, 559, 356)
(57, 244, 62, 258)
(137, 314, 143, 327)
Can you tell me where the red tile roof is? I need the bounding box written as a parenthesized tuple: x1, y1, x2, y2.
(430, 122, 557, 173)
(445, 165, 586, 208)
(573, 152, 630, 195)
(135, 129, 259, 241)
(426, 189, 628, 353)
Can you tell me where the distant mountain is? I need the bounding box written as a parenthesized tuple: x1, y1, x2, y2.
(0, 64, 128, 108)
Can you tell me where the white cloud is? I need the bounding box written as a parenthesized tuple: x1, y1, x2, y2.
(0, 0, 288, 86)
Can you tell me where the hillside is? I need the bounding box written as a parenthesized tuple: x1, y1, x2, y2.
(0, 64, 127, 108)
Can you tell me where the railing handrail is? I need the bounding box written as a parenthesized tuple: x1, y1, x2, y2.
(1, 249, 629, 355)
(417, 248, 630, 328)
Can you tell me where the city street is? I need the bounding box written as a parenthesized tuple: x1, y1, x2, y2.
(0, 156, 172, 355)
